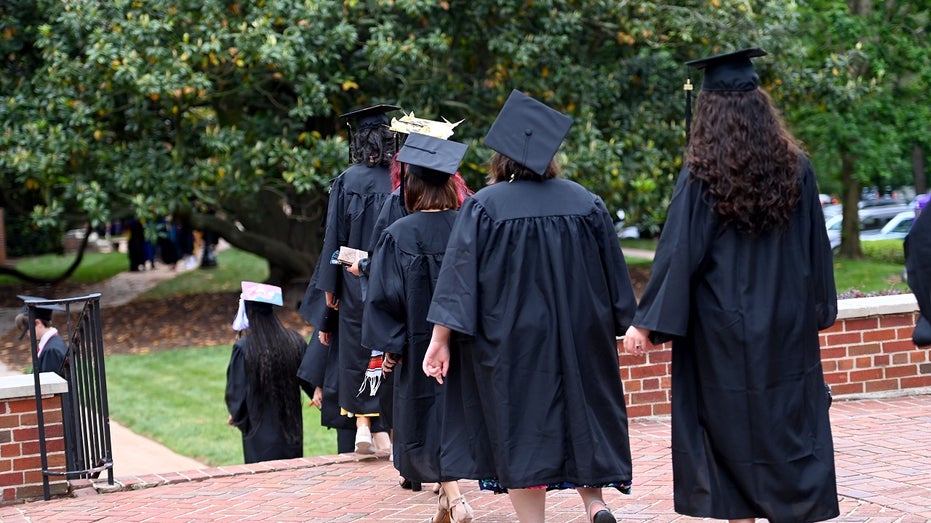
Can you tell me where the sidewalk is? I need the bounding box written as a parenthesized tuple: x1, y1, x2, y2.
(1, 393, 929, 522)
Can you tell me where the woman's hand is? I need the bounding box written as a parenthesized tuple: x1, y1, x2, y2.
(325, 291, 339, 310)
(623, 325, 653, 356)
(318, 330, 331, 346)
(347, 260, 361, 276)
(311, 387, 323, 409)
(382, 353, 400, 374)
(423, 325, 452, 384)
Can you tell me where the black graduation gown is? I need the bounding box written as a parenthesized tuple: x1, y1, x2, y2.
(37, 334, 79, 474)
(632, 158, 839, 522)
(905, 207, 931, 345)
(37, 334, 67, 374)
(226, 337, 304, 463)
(363, 210, 460, 483)
(315, 163, 392, 415)
(427, 179, 637, 489)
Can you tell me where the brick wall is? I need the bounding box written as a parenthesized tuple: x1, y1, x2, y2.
(0, 374, 69, 505)
(621, 294, 931, 418)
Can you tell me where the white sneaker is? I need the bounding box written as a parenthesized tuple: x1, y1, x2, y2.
(355, 425, 373, 454)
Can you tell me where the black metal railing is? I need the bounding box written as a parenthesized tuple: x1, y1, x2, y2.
(24, 293, 114, 500)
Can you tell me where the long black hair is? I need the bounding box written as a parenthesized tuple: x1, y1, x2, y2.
(242, 301, 305, 445)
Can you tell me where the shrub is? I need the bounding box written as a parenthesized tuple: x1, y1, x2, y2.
(862, 240, 905, 265)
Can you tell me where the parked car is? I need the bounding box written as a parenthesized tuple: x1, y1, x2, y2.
(615, 210, 640, 239)
(861, 210, 915, 243)
(826, 204, 910, 251)
(822, 203, 843, 219)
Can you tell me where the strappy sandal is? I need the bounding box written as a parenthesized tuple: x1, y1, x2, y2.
(429, 491, 450, 523)
(586, 499, 616, 523)
(448, 494, 473, 523)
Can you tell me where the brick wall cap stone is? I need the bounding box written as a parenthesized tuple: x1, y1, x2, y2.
(837, 294, 918, 320)
(0, 373, 68, 401)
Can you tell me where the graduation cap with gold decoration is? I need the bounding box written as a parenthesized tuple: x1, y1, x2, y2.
(483, 89, 573, 176)
(389, 112, 463, 140)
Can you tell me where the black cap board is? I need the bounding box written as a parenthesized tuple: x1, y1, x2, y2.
(339, 104, 402, 128)
(483, 90, 573, 176)
(396, 133, 468, 185)
(685, 47, 767, 92)
(17, 295, 66, 322)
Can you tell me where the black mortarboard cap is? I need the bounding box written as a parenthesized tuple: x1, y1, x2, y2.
(396, 133, 468, 185)
(483, 89, 573, 176)
(685, 47, 767, 92)
(17, 295, 66, 322)
(339, 103, 402, 128)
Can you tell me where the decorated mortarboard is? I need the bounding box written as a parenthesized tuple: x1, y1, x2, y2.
(339, 103, 402, 128)
(231, 282, 283, 331)
(397, 133, 469, 185)
(685, 47, 766, 93)
(389, 112, 463, 140)
(483, 89, 573, 176)
(241, 281, 283, 305)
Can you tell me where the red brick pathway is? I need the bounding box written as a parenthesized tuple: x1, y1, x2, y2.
(1, 394, 930, 522)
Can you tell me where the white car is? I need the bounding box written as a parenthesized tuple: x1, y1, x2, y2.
(861, 211, 915, 243)
(826, 205, 910, 251)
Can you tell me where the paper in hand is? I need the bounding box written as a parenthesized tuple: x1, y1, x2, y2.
(336, 246, 368, 266)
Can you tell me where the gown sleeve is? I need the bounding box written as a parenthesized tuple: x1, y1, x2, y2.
(907, 209, 931, 316)
(297, 336, 327, 398)
(633, 166, 714, 344)
(594, 195, 639, 334)
(362, 231, 407, 355)
(427, 197, 486, 336)
(316, 176, 346, 295)
(225, 341, 249, 431)
(801, 158, 838, 330)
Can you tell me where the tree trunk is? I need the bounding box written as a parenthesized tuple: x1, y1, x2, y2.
(838, 153, 864, 259)
(914, 143, 927, 195)
(187, 186, 327, 304)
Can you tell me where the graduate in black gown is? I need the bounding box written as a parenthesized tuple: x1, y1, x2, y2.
(364, 133, 475, 522)
(423, 90, 637, 523)
(623, 48, 839, 523)
(226, 282, 306, 464)
(315, 103, 400, 453)
(17, 297, 79, 476)
(297, 255, 357, 454)
(905, 205, 931, 347)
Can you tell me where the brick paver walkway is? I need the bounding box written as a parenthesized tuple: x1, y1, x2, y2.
(1, 394, 930, 522)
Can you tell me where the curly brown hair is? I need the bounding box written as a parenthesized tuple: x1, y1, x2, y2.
(687, 88, 802, 235)
(350, 124, 398, 168)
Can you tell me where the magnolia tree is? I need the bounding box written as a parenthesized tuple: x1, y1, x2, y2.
(8, 0, 914, 286)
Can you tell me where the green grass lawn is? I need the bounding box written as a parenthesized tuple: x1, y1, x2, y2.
(0, 251, 128, 285)
(105, 344, 337, 466)
(140, 248, 269, 299)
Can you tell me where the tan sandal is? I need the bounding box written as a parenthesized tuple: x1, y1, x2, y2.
(448, 494, 473, 523)
(429, 491, 450, 523)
